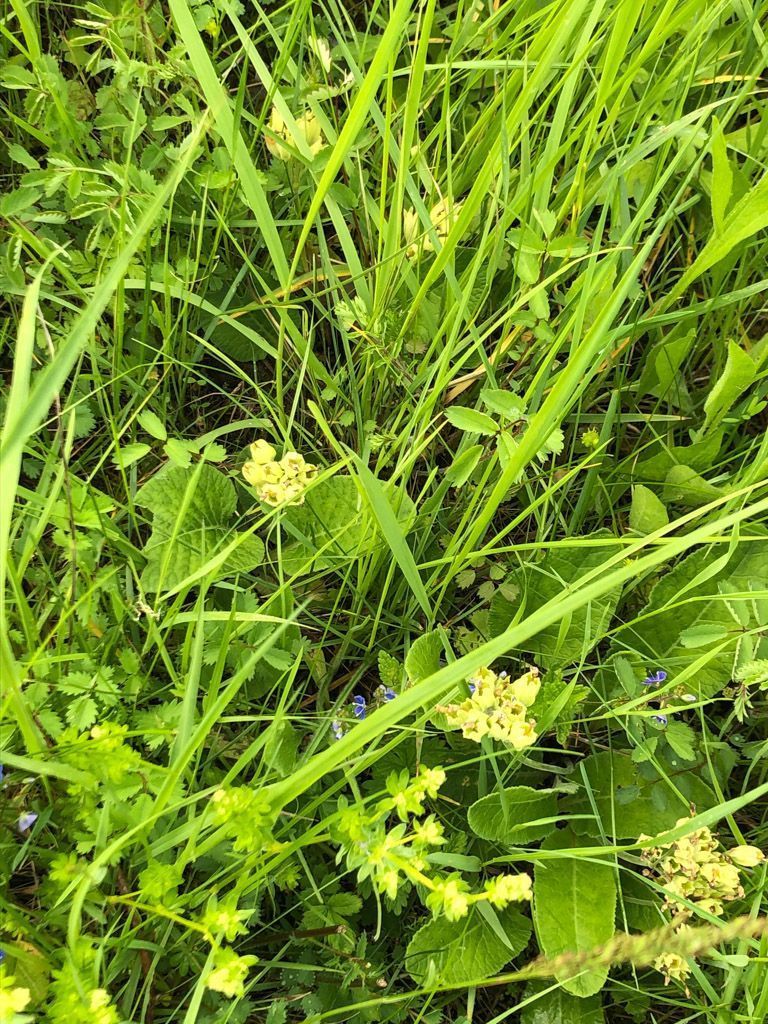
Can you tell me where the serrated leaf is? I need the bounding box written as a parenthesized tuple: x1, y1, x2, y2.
(664, 721, 697, 762)
(533, 827, 616, 997)
(378, 650, 403, 688)
(468, 786, 559, 844)
(480, 388, 527, 419)
(521, 983, 604, 1024)
(405, 904, 531, 986)
(629, 485, 669, 534)
(611, 538, 767, 695)
(66, 695, 98, 731)
(489, 534, 623, 669)
(678, 624, 730, 648)
(164, 437, 199, 468)
(565, 752, 715, 838)
(137, 408, 168, 441)
(405, 630, 443, 682)
(444, 406, 499, 435)
(281, 476, 364, 574)
(136, 464, 264, 591)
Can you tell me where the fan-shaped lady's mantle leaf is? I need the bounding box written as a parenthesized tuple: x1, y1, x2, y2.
(136, 463, 264, 591)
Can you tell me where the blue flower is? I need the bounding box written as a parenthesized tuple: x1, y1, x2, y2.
(352, 695, 367, 720)
(383, 688, 396, 702)
(17, 812, 38, 833)
(652, 713, 668, 727)
(0, 764, 4, 784)
(642, 670, 667, 687)
(331, 719, 344, 741)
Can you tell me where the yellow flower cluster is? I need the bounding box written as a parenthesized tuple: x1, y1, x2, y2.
(242, 439, 317, 507)
(0, 977, 31, 1019)
(403, 197, 464, 258)
(438, 666, 540, 749)
(206, 948, 258, 999)
(641, 818, 765, 986)
(265, 106, 324, 160)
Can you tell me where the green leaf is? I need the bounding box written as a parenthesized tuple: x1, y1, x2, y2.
(263, 720, 300, 777)
(629, 485, 669, 534)
(664, 721, 697, 762)
(533, 827, 616, 997)
(468, 786, 559, 844)
(611, 538, 767, 694)
(703, 341, 756, 432)
(405, 904, 531, 986)
(663, 464, 722, 506)
(113, 442, 151, 468)
(137, 408, 168, 440)
(164, 437, 198, 468)
(565, 752, 715, 838)
(480, 389, 527, 419)
(490, 534, 624, 669)
(446, 443, 485, 486)
(445, 407, 499, 435)
(636, 331, 694, 404)
(521, 984, 604, 1024)
(282, 476, 363, 573)
(678, 624, 730, 648)
(405, 630, 443, 683)
(379, 650, 403, 688)
(136, 464, 264, 592)
(710, 117, 733, 234)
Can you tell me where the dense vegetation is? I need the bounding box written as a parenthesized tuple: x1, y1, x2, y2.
(1, 1, 767, 1022)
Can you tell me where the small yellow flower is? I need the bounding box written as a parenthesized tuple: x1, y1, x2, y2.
(241, 439, 317, 507)
(655, 951, 691, 985)
(0, 984, 31, 1017)
(727, 845, 765, 868)
(485, 872, 532, 907)
(438, 667, 539, 750)
(416, 766, 446, 799)
(379, 868, 400, 899)
(206, 949, 257, 999)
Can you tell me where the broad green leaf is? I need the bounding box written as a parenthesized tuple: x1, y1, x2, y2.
(533, 827, 616, 997)
(663, 464, 722, 506)
(710, 117, 733, 234)
(490, 534, 624, 668)
(521, 984, 604, 1024)
(137, 408, 167, 441)
(703, 341, 756, 432)
(629, 485, 668, 534)
(113, 442, 151, 468)
(635, 331, 694, 405)
(136, 464, 264, 591)
(405, 630, 444, 683)
(262, 720, 300, 778)
(468, 786, 559, 844)
(611, 539, 767, 694)
(480, 388, 527, 419)
(405, 904, 531, 986)
(664, 721, 697, 762)
(282, 476, 362, 573)
(445, 406, 499, 435)
(446, 444, 485, 486)
(565, 752, 714, 838)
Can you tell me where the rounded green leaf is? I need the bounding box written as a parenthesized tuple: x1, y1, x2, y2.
(468, 786, 559, 845)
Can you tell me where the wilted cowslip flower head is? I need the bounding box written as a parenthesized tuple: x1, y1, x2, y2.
(726, 844, 765, 868)
(242, 439, 318, 506)
(265, 106, 324, 160)
(404, 197, 464, 257)
(641, 817, 749, 922)
(437, 666, 539, 749)
(654, 950, 691, 987)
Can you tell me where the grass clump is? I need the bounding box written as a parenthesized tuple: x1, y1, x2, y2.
(1, 1, 767, 1022)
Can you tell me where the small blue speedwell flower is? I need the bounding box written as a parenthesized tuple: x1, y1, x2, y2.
(643, 669, 667, 687)
(652, 713, 668, 727)
(17, 812, 38, 833)
(331, 719, 344, 741)
(352, 695, 367, 720)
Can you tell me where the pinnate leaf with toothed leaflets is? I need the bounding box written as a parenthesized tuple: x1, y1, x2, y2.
(610, 536, 767, 695)
(521, 984, 605, 1024)
(405, 904, 531, 986)
(136, 463, 264, 591)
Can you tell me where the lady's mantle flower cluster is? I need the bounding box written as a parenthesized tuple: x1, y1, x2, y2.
(242, 439, 317, 507)
(333, 766, 531, 921)
(641, 817, 765, 987)
(438, 666, 540, 749)
(0, 972, 31, 1021)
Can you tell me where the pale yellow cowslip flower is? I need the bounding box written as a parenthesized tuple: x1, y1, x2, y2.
(727, 844, 765, 868)
(242, 440, 318, 507)
(265, 106, 324, 161)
